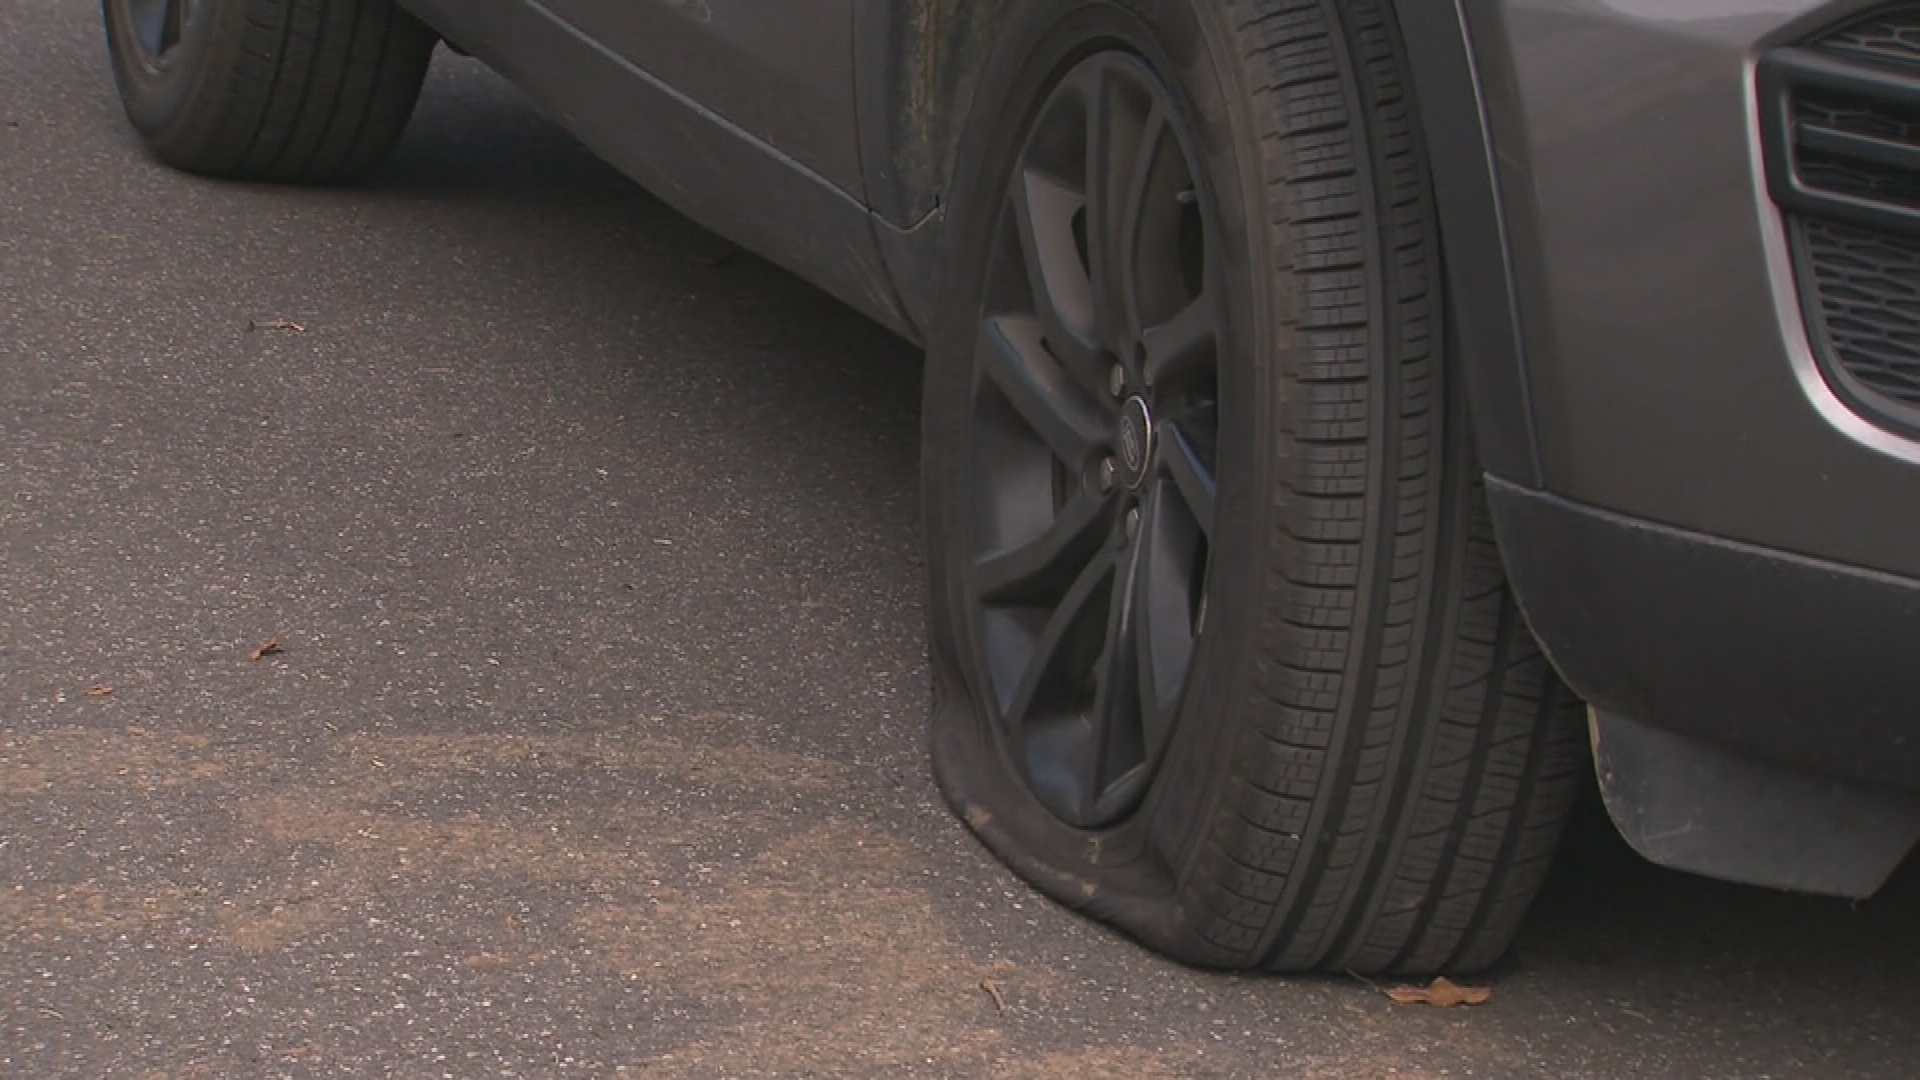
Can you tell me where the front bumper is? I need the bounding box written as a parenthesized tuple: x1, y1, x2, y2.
(1491, 480, 1920, 795)
(1471, 1, 1920, 888)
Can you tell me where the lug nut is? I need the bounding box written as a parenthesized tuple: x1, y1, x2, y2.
(1109, 363, 1126, 399)
(1098, 458, 1117, 493)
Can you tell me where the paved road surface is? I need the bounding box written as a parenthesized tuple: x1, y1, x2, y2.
(3, 3, 1916, 1077)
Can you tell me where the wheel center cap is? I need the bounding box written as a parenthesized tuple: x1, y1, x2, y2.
(1117, 395, 1155, 491)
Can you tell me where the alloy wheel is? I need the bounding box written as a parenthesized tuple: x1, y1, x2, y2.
(965, 51, 1225, 828)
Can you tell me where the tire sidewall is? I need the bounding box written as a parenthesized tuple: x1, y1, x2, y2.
(103, 0, 238, 146)
(924, 0, 1282, 938)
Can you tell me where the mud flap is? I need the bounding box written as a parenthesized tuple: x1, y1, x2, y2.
(1592, 709, 1920, 897)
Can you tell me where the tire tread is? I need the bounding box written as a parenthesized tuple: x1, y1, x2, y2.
(1163, 0, 1585, 975)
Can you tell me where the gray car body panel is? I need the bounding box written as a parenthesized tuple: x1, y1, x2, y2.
(532, 0, 867, 198)
(1471, 0, 1920, 575)
(394, 0, 1920, 890)
(402, 0, 914, 339)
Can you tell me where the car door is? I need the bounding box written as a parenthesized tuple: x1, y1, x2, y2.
(533, 0, 866, 200)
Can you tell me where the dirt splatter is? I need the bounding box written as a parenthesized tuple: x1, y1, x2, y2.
(133, 1067, 222, 1080)
(578, 821, 1107, 1077)
(0, 883, 192, 939)
(219, 793, 660, 952)
(213, 729, 850, 953)
(992, 1046, 1204, 1080)
(0, 723, 1471, 1076)
(322, 730, 850, 796)
(222, 894, 343, 955)
(0, 728, 249, 795)
(240, 796, 650, 879)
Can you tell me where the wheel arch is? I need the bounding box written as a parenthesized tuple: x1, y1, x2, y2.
(1394, 0, 1544, 489)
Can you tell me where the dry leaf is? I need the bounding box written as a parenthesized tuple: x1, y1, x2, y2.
(979, 978, 1008, 1014)
(83, 685, 113, 697)
(126, 727, 151, 738)
(1383, 977, 1492, 1008)
(248, 636, 284, 662)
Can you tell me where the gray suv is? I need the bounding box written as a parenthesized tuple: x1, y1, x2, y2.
(102, 0, 1920, 976)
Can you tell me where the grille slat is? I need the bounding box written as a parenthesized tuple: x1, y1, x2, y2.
(1800, 121, 1920, 173)
(1825, 9, 1920, 66)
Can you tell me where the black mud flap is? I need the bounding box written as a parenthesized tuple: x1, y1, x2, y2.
(1592, 709, 1920, 897)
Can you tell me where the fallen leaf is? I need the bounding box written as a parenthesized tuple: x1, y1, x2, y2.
(248, 636, 284, 662)
(1383, 977, 1492, 1008)
(83, 685, 113, 697)
(126, 727, 151, 738)
(248, 318, 306, 333)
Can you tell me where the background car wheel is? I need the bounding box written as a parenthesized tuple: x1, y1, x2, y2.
(922, 0, 1590, 976)
(103, 0, 437, 182)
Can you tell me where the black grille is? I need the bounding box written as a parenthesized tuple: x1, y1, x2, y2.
(1799, 217, 1920, 410)
(1825, 10, 1920, 65)
(1761, 6, 1920, 434)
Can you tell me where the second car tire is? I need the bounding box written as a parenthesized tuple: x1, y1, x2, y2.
(922, 0, 1589, 975)
(103, 0, 437, 183)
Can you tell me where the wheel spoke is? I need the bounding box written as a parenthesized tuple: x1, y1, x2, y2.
(1009, 167, 1100, 379)
(1134, 484, 1199, 753)
(1086, 533, 1147, 803)
(161, 0, 185, 51)
(1160, 422, 1216, 538)
(1113, 107, 1169, 348)
(1081, 68, 1120, 344)
(979, 314, 1107, 466)
(1090, 518, 1159, 803)
(974, 489, 1111, 604)
(1083, 70, 1167, 350)
(1134, 591, 1168, 757)
(1142, 289, 1217, 386)
(128, 0, 163, 56)
(1001, 552, 1115, 733)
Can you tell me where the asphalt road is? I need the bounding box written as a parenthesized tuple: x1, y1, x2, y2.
(3, 4, 1917, 1078)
